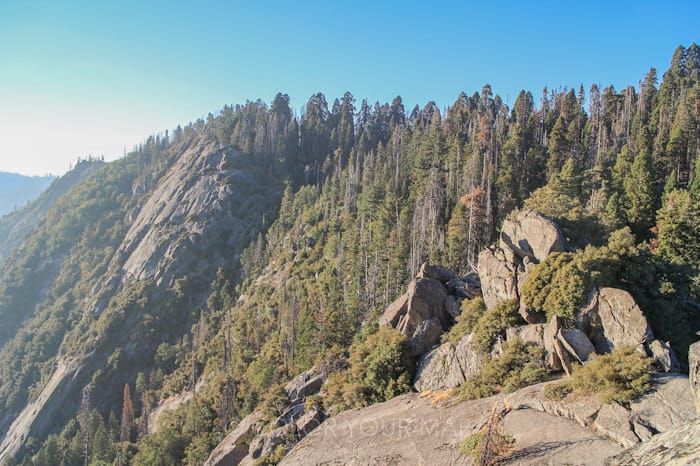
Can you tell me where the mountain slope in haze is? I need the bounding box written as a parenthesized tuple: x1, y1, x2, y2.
(0, 172, 56, 217)
(0, 160, 105, 268)
(0, 128, 287, 463)
(0, 45, 699, 466)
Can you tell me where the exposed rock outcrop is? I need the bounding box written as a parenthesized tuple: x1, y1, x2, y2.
(605, 417, 700, 465)
(509, 374, 696, 448)
(578, 287, 654, 354)
(0, 360, 80, 464)
(445, 272, 481, 299)
(537, 315, 596, 374)
(647, 339, 680, 373)
(284, 368, 324, 405)
(478, 246, 520, 309)
(413, 334, 482, 391)
(576, 287, 680, 373)
(499, 209, 567, 263)
(559, 328, 596, 363)
(205, 365, 337, 466)
(203, 412, 263, 466)
(281, 388, 624, 465)
(690, 341, 700, 414)
(249, 423, 297, 461)
(478, 210, 566, 322)
(417, 262, 455, 282)
(118, 145, 266, 289)
(379, 278, 451, 356)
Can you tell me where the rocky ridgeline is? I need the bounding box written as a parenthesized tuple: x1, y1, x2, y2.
(206, 209, 699, 465)
(407, 210, 679, 392)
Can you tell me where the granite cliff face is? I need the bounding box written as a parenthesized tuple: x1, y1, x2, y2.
(119, 143, 261, 286)
(0, 137, 281, 463)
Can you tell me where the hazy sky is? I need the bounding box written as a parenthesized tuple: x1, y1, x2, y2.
(1, 0, 698, 176)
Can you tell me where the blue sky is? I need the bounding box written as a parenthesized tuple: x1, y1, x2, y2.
(0, 0, 698, 175)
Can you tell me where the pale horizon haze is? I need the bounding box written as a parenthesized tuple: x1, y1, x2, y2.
(1, 0, 698, 176)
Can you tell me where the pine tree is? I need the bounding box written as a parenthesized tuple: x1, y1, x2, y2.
(120, 384, 134, 443)
(624, 149, 655, 237)
(656, 189, 700, 265)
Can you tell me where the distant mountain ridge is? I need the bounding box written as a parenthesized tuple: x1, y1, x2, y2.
(0, 172, 56, 216)
(0, 160, 105, 267)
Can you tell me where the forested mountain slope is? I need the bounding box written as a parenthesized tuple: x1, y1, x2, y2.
(0, 160, 104, 268)
(1, 44, 699, 466)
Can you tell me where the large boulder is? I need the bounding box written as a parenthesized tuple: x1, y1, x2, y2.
(647, 339, 680, 373)
(542, 315, 596, 374)
(506, 323, 546, 347)
(379, 278, 450, 356)
(478, 210, 565, 322)
(543, 316, 564, 371)
(690, 341, 700, 414)
(249, 423, 297, 460)
(500, 209, 567, 263)
(578, 287, 654, 354)
(203, 412, 263, 466)
(413, 334, 482, 391)
(285, 368, 324, 405)
(417, 262, 455, 283)
(478, 246, 519, 310)
(378, 293, 409, 328)
(559, 329, 596, 363)
(445, 273, 481, 300)
(406, 317, 443, 356)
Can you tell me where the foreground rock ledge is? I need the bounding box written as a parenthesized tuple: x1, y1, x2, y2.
(280, 373, 695, 466)
(280, 391, 621, 465)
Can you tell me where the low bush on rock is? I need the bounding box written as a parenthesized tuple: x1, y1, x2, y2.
(471, 300, 524, 353)
(443, 298, 523, 354)
(457, 339, 548, 400)
(521, 227, 699, 369)
(321, 327, 413, 413)
(443, 297, 486, 345)
(543, 346, 651, 405)
(460, 431, 514, 464)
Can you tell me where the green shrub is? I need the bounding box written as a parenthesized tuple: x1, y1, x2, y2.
(259, 384, 289, 426)
(543, 346, 651, 405)
(460, 432, 483, 460)
(542, 382, 573, 401)
(321, 327, 413, 413)
(460, 430, 514, 462)
(520, 227, 699, 370)
(443, 298, 486, 345)
(458, 339, 548, 400)
(253, 444, 288, 466)
(472, 300, 523, 353)
(442, 298, 523, 355)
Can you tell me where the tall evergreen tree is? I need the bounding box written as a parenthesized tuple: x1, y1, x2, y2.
(121, 384, 135, 443)
(624, 148, 655, 237)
